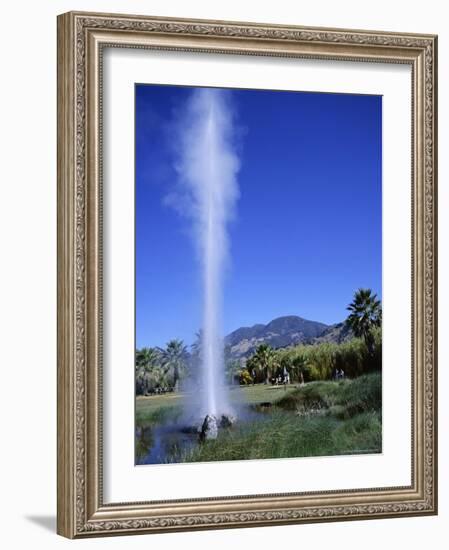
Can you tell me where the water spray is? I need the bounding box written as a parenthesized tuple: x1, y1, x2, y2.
(173, 88, 240, 435)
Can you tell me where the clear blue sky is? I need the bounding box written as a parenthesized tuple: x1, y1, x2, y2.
(135, 84, 382, 349)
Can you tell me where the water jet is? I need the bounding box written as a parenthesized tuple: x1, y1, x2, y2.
(174, 88, 241, 431)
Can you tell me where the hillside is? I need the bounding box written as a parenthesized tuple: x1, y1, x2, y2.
(311, 321, 354, 344)
(225, 315, 330, 359)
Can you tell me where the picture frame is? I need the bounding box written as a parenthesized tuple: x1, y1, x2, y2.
(57, 10, 438, 538)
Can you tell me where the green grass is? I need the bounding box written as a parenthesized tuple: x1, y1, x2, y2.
(135, 373, 382, 463)
(135, 383, 297, 423)
(180, 410, 381, 462)
(230, 384, 298, 405)
(136, 394, 183, 425)
(275, 373, 381, 417)
(181, 372, 382, 462)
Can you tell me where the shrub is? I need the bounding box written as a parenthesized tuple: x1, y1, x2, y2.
(334, 338, 366, 378)
(303, 343, 337, 380)
(239, 369, 253, 385)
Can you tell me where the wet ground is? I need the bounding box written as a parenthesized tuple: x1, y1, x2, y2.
(135, 406, 267, 465)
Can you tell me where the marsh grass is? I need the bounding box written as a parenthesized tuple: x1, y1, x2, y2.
(181, 410, 381, 462)
(135, 373, 382, 463)
(275, 373, 381, 418)
(178, 372, 382, 462)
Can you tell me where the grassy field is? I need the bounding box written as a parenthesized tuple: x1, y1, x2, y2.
(135, 373, 382, 463)
(136, 384, 298, 424)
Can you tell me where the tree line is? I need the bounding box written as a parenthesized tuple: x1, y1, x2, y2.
(136, 288, 382, 395)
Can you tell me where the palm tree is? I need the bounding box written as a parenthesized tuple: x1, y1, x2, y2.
(345, 288, 382, 354)
(136, 347, 160, 372)
(252, 344, 275, 384)
(135, 347, 162, 395)
(159, 339, 188, 392)
(290, 352, 308, 383)
(245, 354, 258, 384)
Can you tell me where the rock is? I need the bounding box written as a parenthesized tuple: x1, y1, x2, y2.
(199, 414, 218, 441)
(219, 414, 237, 428)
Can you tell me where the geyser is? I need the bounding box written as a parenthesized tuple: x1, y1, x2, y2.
(173, 88, 240, 423)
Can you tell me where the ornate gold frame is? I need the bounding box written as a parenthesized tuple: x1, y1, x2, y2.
(57, 11, 438, 538)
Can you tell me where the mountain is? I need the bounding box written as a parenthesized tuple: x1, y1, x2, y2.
(311, 321, 353, 344)
(225, 315, 330, 359)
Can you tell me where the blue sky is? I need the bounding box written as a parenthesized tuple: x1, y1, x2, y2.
(135, 84, 382, 349)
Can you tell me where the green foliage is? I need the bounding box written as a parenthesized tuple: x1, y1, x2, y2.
(177, 372, 382, 463)
(136, 402, 183, 425)
(346, 288, 382, 354)
(136, 347, 160, 370)
(332, 411, 382, 452)
(304, 343, 337, 380)
(135, 347, 164, 395)
(276, 349, 310, 382)
(242, 289, 382, 385)
(275, 379, 346, 411)
(239, 369, 253, 385)
(337, 372, 382, 416)
(135, 372, 382, 463)
(275, 372, 381, 420)
(135, 339, 189, 395)
(159, 339, 189, 391)
(135, 289, 382, 396)
(245, 326, 381, 385)
(249, 343, 276, 384)
(180, 408, 381, 463)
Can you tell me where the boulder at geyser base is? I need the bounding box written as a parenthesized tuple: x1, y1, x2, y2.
(199, 414, 218, 441)
(198, 413, 237, 441)
(219, 414, 237, 428)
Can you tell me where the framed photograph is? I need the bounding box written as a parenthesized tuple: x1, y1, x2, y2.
(57, 11, 438, 538)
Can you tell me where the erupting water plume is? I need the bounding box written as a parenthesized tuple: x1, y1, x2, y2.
(172, 88, 240, 419)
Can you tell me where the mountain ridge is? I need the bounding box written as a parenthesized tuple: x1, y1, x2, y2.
(225, 314, 351, 359)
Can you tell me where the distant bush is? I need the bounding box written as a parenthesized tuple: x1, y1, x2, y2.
(304, 343, 337, 380)
(239, 370, 253, 385)
(334, 338, 367, 378)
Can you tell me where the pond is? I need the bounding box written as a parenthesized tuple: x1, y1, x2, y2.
(135, 405, 269, 465)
